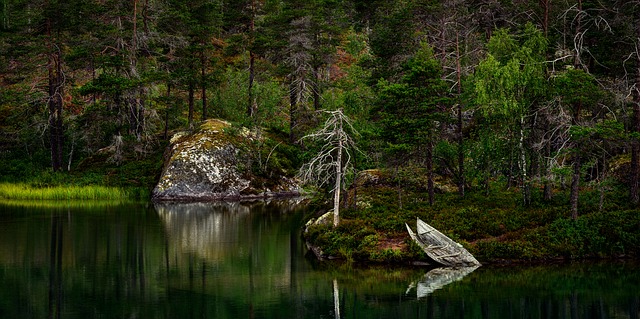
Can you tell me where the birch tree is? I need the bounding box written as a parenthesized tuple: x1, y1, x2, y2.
(473, 24, 547, 205)
(298, 109, 359, 227)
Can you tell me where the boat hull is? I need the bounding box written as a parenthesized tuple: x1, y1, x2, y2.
(406, 218, 481, 267)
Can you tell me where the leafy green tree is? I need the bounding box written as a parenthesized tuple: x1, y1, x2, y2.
(473, 23, 547, 205)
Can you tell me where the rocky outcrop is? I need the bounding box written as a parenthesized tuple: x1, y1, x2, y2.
(152, 119, 302, 201)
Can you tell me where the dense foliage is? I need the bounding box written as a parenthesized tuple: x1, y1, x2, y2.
(1, 0, 640, 258)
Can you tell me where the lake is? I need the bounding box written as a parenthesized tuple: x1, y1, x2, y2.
(0, 200, 638, 319)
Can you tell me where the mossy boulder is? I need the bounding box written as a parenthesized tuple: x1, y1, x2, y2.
(152, 119, 302, 201)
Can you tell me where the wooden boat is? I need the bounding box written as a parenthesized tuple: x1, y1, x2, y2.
(406, 218, 481, 267)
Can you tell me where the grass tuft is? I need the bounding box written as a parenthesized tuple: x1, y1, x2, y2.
(0, 183, 147, 201)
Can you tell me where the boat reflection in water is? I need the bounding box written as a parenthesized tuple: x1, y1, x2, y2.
(406, 266, 480, 299)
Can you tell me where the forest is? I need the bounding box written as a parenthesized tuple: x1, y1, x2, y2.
(1, 0, 640, 224)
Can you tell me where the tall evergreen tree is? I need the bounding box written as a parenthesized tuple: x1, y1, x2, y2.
(375, 43, 449, 205)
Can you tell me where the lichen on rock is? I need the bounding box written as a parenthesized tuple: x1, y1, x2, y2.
(152, 119, 302, 201)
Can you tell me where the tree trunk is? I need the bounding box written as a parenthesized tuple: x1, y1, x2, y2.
(427, 139, 435, 206)
(569, 2, 585, 210)
(543, 118, 553, 201)
(137, 94, 145, 139)
(248, 50, 256, 117)
(248, 0, 256, 118)
(164, 84, 171, 140)
(142, 0, 149, 34)
(631, 6, 640, 204)
(519, 116, 530, 206)
(333, 120, 342, 227)
(132, 0, 137, 55)
(574, 0, 583, 68)
(46, 6, 64, 172)
(632, 101, 640, 204)
(570, 155, 581, 219)
(456, 32, 465, 197)
(289, 80, 298, 143)
(529, 103, 540, 189)
(599, 154, 607, 212)
(507, 140, 515, 190)
(129, 0, 144, 140)
(312, 65, 320, 110)
(570, 97, 583, 217)
(395, 165, 403, 209)
(201, 50, 207, 121)
(540, 0, 549, 37)
(1, 0, 8, 30)
(188, 79, 194, 129)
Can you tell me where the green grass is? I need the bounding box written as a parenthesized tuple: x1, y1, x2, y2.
(0, 183, 147, 201)
(0, 199, 136, 209)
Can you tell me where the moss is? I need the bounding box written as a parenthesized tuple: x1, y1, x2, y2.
(154, 119, 302, 200)
(199, 119, 231, 132)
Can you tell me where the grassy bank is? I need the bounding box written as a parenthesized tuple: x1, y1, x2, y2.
(0, 183, 149, 201)
(304, 170, 640, 264)
(0, 138, 164, 201)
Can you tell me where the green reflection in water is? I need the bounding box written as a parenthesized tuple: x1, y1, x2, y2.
(0, 201, 638, 319)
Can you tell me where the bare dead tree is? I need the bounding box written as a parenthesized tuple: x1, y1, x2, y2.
(298, 109, 359, 227)
(286, 16, 314, 142)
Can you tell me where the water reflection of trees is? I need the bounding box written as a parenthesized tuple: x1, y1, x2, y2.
(154, 200, 308, 265)
(155, 202, 251, 262)
(0, 202, 639, 319)
(152, 199, 312, 314)
(0, 203, 166, 318)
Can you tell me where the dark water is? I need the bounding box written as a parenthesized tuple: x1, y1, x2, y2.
(0, 200, 638, 319)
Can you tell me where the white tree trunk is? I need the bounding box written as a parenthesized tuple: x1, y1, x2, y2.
(519, 115, 529, 205)
(333, 278, 340, 319)
(333, 122, 342, 227)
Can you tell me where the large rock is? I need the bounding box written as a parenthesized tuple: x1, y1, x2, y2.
(152, 119, 302, 201)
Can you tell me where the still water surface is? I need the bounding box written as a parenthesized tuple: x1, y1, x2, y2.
(0, 200, 638, 319)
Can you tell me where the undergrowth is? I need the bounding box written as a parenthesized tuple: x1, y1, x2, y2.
(305, 170, 640, 263)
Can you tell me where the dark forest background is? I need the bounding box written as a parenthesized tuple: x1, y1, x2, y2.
(2, 0, 640, 218)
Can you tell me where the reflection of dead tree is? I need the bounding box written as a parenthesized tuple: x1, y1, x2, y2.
(298, 109, 359, 227)
(333, 278, 340, 319)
